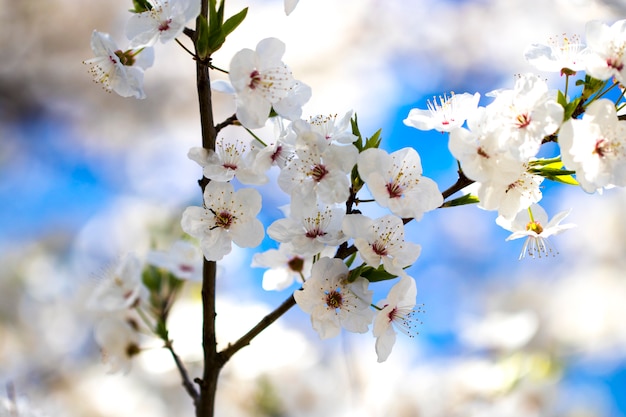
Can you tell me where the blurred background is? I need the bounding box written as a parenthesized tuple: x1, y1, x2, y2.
(2, 0, 626, 415)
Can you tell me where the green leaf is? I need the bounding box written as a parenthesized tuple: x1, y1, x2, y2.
(359, 265, 399, 283)
(557, 90, 567, 108)
(441, 193, 480, 208)
(545, 173, 579, 186)
(222, 7, 248, 38)
(142, 265, 162, 292)
(155, 319, 169, 341)
(364, 129, 382, 150)
(195, 15, 210, 60)
(130, 0, 152, 13)
(577, 74, 605, 100)
(351, 114, 364, 151)
(563, 97, 582, 121)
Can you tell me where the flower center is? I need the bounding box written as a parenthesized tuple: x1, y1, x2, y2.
(593, 138, 619, 158)
(607, 57, 624, 72)
(515, 112, 532, 128)
(325, 290, 343, 310)
(308, 163, 329, 182)
(526, 220, 543, 234)
(386, 181, 404, 198)
(477, 146, 490, 158)
(158, 18, 172, 32)
(248, 70, 262, 89)
(114, 49, 136, 66)
(372, 241, 388, 256)
(215, 211, 234, 229)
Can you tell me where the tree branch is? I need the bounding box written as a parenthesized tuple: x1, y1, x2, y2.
(165, 340, 199, 404)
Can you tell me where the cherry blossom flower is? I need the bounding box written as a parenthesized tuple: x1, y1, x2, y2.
(294, 257, 375, 339)
(403, 92, 480, 132)
(342, 214, 421, 276)
(94, 316, 141, 373)
(86, 253, 146, 313)
(584, 19, 626, 83)
(278, 130, 358, 205)
(372, 275, 422, 362)
(449, 106, 511, 183)
(83, 31, 154, 99)
(476, 163, 544, 220)
(229, 38, 311, 129)
(524, 33, 588, 73)
(294, 111, 358, 144)
(267, 203, 346, 256)
(486, 74, 564, 161)
(496, 204, 575, 260)
(188, 138, 267, 185)
(357, 147, 443, 220)
(560, 98, 626, 193)
(252, 243, 335, 291)
(126, 0, 201, 47)
(181, 181, 264, 261)
(146, 240, 202, 282)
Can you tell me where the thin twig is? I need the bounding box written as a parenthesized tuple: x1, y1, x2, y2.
(215, 113, 238, 134)
(165, 341, 200, 404)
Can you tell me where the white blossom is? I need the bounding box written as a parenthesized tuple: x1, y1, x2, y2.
(267, 203, 346, 256)
(524, 33, 588, 73)
(146, 240, 202, 282)
(403, 92, 480, 132)
(229, 37, 311, 129)
(584, 19, 626, 83)
(294, 257, 374, 339)
(94, 316, 141, 373)
(486, 74, 563, 161)
(342, 214, 421, 276)
(357, 147, 443, 220)
(83, 31, 154, 99)
(181, 181, 264, 261)
(278, 130, 357, 205)
(86, 253, 146, 313)
(560, 98, 626, 193)
(126, 0, 201, 47)
(372, 275, 421, 362)
(496, 204, 575, 259)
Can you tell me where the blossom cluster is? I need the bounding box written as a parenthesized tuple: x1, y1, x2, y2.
(83, 0, 202, 98)
(182, 80, 435, 360)
(404, 19, 626, 258)
(85, 242, 201, 372)
(84, 0, 626, 371)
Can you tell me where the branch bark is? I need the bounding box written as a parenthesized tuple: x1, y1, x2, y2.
(194, 1, 220, 416)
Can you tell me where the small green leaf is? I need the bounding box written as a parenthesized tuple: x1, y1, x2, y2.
(142, 265, 162, 292)
(364, 129, 382, 150)
(196, 15, 210, 59)
(155, 319, 169, 341)
(557, 90, 567, 108)
(359, 265, 399, 283)
(563, 97, 582, 121)
(546, 174, 579, 186)
(222, 7, 248, 38)
(441, 193, 480, 208)
(130, 0, 152, 13)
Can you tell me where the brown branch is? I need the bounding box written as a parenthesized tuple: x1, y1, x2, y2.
(215, 113, 238, 134)
(165, 341, 199, 404)
(193, 1, 221, 416)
